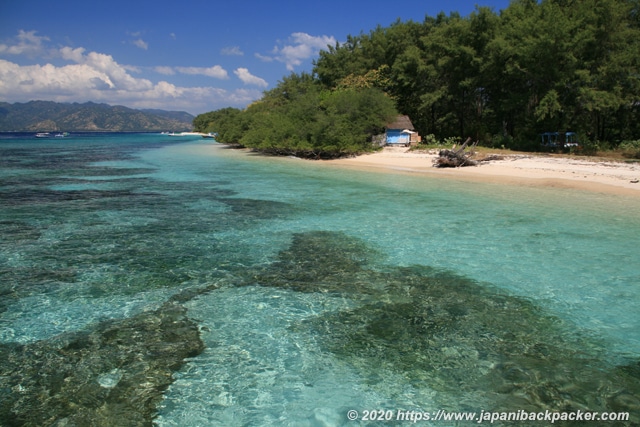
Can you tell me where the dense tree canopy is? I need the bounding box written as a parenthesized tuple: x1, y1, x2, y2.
(195, 0, 640, 154)
(314, 0, 640, 149)
(195, 73, 397, 158)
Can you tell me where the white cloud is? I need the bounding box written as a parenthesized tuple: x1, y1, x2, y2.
(154, 66, 175, 75)
(254, 53, 274, 62)
(221, 46, 244, 56)
(234, 68, 268, 87)
(60, 46, 85, 63)
(175, 65, 229, 79)
(265, 32, 336, 71)
(155, 65, 229, 79)
(0, 30, 50, 56)
(124, 31, 148, 50)
(291, 32, 336, 50)
(0, 59, 115, 97)
(0, 58, 257, 113)
(0, 30, 260, 114)
(132, 39, 148, 50)
(123, 64, 142, 73)
(60, 46, 132, 79)
(80, 51, 153, 91)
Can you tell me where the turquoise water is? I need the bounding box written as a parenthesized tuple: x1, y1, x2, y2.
(1, 133, 639, 426)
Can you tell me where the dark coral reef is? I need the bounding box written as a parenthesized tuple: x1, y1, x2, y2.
(2, 231, 639, 426)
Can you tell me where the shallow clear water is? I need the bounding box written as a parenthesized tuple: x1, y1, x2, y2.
(1, 133, 639, 426)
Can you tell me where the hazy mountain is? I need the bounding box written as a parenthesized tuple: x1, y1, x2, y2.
(0, 101, 194, 132)
(139, 109, 195, 124)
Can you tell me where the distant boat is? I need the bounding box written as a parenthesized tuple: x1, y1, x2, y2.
(55, 132, 70, 138)
(201, 133, 217, 139)
(167, 132, 204, 137)
(35, 132, 51, 138)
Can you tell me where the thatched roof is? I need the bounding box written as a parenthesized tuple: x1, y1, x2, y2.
(386, 115, 414, 130)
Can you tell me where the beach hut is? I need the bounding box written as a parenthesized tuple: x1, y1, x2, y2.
(385, 115, 420, 146)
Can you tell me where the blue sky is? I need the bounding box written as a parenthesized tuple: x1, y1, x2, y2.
(0, 0, 511, 115)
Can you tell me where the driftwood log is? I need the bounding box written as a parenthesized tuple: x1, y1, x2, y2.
(433, 137, 478, 167)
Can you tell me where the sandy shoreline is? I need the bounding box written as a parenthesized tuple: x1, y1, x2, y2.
(195, 143, 640, 197)
(322, 147, 640, 197)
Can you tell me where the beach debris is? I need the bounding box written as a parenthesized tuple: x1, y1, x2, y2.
(433, 137, 479, 167)
(477, 154, 505, 162)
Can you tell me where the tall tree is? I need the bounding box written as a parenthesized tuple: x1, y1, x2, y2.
(569, 0, 640, 142)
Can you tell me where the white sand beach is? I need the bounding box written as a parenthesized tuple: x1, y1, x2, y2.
(324, 147, 640, 197)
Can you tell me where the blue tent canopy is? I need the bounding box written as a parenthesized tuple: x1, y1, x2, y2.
(540, 131, 578, 148)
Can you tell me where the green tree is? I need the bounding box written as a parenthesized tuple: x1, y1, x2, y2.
(192, 107, 246, 143)
(238, 74, 397, 158)
(569, 0, 640, 142)
(315, 88, 397, 154)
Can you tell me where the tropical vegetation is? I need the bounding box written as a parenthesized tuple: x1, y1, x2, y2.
(194, 0, 640, 157)
(194, 73, 397, 158)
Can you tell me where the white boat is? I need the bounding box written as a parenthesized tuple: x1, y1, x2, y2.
(55, 132, 70, 138)
(168, 132, 203, 136)
(35, 132, 51, 138)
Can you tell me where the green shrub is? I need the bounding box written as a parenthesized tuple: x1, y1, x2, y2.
(580, 139, 600, 156)
(491, 134, 514, 149)
(424, 134, 439, 145)
(619, 140, 640, 159)
(443, 136, 461, 146)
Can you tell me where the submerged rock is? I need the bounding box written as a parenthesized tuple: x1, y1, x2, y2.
(249, 230, 382, 293)
(309, 268, 640, 416)
(0, 301, 203, 426)
(259, 231, 640, 424)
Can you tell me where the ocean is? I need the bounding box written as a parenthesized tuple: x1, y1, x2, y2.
(1, 133, 639, 426)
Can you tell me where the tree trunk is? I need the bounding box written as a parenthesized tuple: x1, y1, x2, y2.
(433, 137, 478, 168)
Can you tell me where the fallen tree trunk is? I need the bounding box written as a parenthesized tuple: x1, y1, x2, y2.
(433, 137, 478, 167)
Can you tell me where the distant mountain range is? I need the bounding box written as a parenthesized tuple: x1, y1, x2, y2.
(0, 101, 195, 132)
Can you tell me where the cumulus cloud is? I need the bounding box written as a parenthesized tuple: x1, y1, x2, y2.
(0, 30, 49, 56)
(263, 32, 336, 71)
(0, 59, 113, 96)
(81, 51, 153, 91)
(234, 68, 268, 87)
(221, 46, 244, 56)
(0, 30, 260, 113)
(0, 49, 157, 99)
(60, 46, 85, 63)
(175, 65, 229, 79)
(0, 57, 257, 113)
